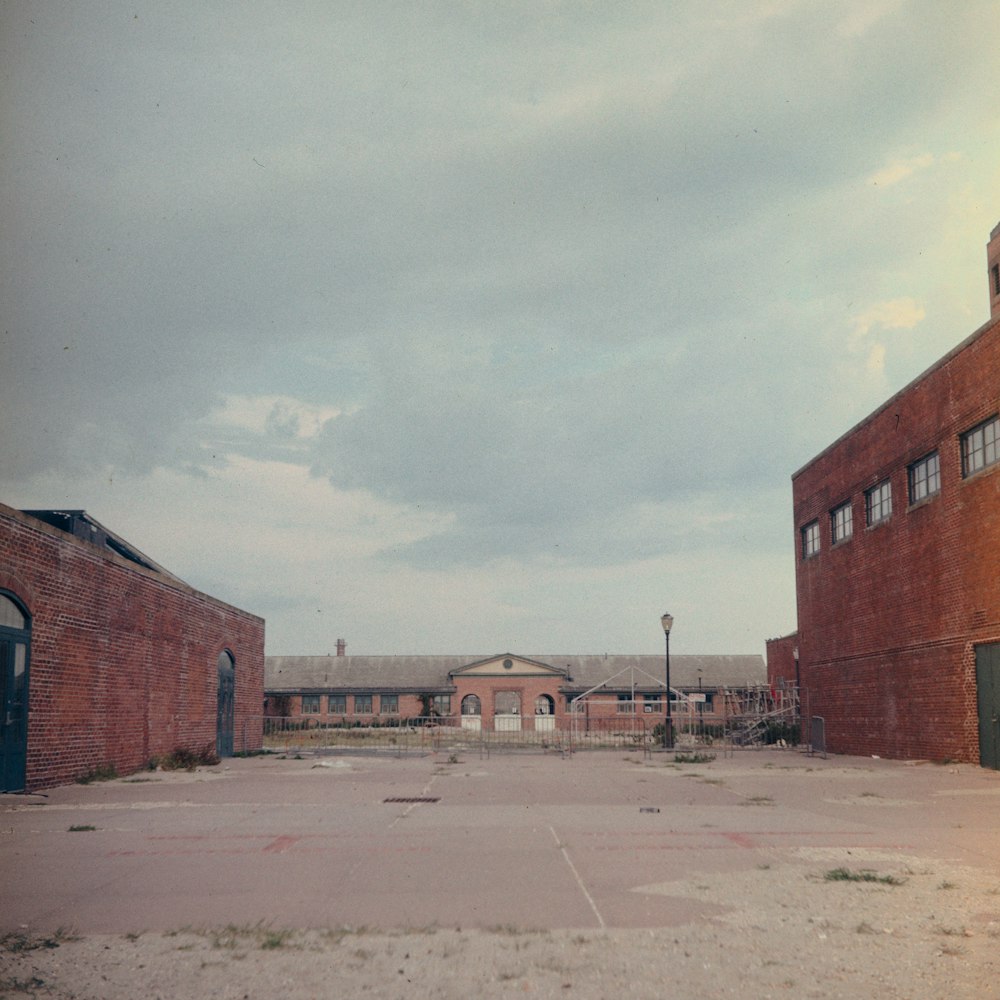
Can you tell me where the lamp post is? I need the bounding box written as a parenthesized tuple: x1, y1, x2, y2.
(661, 613, 674, 749)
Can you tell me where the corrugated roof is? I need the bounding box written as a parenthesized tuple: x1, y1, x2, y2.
(265, 653, 766, 692)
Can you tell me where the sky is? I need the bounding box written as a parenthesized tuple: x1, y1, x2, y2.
(1, 1, 998, 658)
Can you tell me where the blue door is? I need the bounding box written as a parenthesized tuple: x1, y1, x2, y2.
(0, 594, 30, 792)
(217, 651, 235, 758)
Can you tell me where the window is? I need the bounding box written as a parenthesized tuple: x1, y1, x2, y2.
(865, 480, 892, 526)
(801, 520, 820, 558)
(830, 502, 853, 544)
(908, 452, 940, 503)
(353, 694, 373, 714)
(432, 694, 451, 716)
(461, 694, 481, 715)
(616, 693, 634, 714)
(992, 263, 1000, 297)
(534, 695, 554, 715)
(379, 694, 398, 714)
(962, 415, 1000, 477)
(328, 694, 346, 714)
(302, 695, 320, 714)
(643, 693, 662, 713)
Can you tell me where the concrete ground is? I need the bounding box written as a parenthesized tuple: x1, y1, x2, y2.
(2, 746, 998, 935)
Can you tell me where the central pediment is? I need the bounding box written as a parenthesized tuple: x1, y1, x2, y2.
(450, 654, 566, 678)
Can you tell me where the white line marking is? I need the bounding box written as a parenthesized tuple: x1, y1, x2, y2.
(550, 824, 605, 929)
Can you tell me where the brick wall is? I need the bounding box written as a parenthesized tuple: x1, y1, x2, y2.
(766, 634, 799, 691)
(792, 315, 1000, 763)
(0, 505, 265, 790)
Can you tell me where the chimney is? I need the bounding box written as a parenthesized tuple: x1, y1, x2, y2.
(989, 221, 1000, 321)
(336, 638, 346, 657)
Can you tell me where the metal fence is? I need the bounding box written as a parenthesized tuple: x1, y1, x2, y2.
(261, 715, 659, 757)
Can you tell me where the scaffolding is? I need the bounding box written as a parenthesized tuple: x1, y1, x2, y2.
(721, 683, 801, 748)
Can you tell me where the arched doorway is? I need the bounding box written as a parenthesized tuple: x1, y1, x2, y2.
(216, 650, 235, 758)
(534, 694, 556, 733)
(460, 693, 482, 731)
(0, 592, 30, 792)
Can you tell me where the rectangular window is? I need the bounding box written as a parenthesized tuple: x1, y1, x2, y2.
(830, 502, 853, 544)
(379, 694, 398, 714)
(643, 693, 662, 713)
(432, 694, 451, 716)
(865, 480, 892, 525)
(328, 694, 346, 714)
(962, 415, 1000, 477)
(353, 694, 373, 714)
(617, 694, 634, 714)
(908, 451, 940, 503)
(992, 263, 1000, 297)
(801, 520, 820, 558)
(302, 694, 320, 714)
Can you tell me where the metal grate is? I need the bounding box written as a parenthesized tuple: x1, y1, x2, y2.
(383, 796, 440, 804)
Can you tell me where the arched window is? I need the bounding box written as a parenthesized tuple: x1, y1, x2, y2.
(534, 694, 555, 716)
(461, 694, 481, 716)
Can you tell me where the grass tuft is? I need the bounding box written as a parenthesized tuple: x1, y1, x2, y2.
(823, 867, 906, 886)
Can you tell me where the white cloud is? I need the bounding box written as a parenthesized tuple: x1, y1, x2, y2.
(869, 153, 935, 187)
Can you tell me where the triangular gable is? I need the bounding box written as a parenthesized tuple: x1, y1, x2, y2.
(450, 654, 567, 679)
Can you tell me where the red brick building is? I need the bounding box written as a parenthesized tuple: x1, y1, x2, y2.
(265, 650, 766, 736)
(0, 505, 264, 792)
(792, 222, 1000, 766)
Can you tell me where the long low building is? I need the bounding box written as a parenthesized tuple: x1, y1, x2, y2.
(265, 649, 767, 734)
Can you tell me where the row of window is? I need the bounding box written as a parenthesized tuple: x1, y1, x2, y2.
(302, 693, 403, 714)
(801, 413, 999, 558)
(299, 692, 688, 716)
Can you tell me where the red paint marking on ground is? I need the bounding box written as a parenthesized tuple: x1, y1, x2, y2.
(723, 832, 756, 848)
(262, 835, 301, 853)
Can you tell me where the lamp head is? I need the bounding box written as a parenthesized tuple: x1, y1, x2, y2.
(660, 613, 674, 635)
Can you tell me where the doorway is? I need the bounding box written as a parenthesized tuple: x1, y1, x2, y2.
(976, 643, 1000, 770)
(217, 650, 235, 758)
(0, 593, 30, 792)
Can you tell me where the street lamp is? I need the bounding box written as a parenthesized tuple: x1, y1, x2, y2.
(661, 613, 674, 749)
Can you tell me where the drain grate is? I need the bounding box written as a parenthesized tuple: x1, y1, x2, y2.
(383, 796, 440, 804)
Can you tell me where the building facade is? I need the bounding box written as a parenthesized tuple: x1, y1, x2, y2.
(265, 649, 766, 735)
(792, 223, 1000, 766)
(0, 505, 265, 792)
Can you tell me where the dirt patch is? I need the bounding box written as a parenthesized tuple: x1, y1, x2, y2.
(4, 852, 997, 999)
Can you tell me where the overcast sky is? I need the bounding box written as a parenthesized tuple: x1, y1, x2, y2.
(2, 2, 998, 657)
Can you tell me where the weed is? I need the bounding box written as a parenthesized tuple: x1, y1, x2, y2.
(674, 752, 716, 764)
(159, 744, 220, 771)
(68, 824, 97, 832)
(0, 928, 76, 953)
(856, 922, 877, 934)
(741, 796, 774, 806)
(0, 975, 47, 992)
(938, 881, 956, 890)
(823, 867, 906, 886)
(447, 753, 459, 764)
(76, 763, 117, 784)
(123, 932, 142, 942)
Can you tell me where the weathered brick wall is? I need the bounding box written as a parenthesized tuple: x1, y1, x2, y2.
(0, 505, 265, 790)
(792, 316, 1000, 763)
(766, 634, 799, 691)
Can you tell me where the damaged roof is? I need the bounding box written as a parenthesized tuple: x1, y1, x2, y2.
(20, 509, 185, 584)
